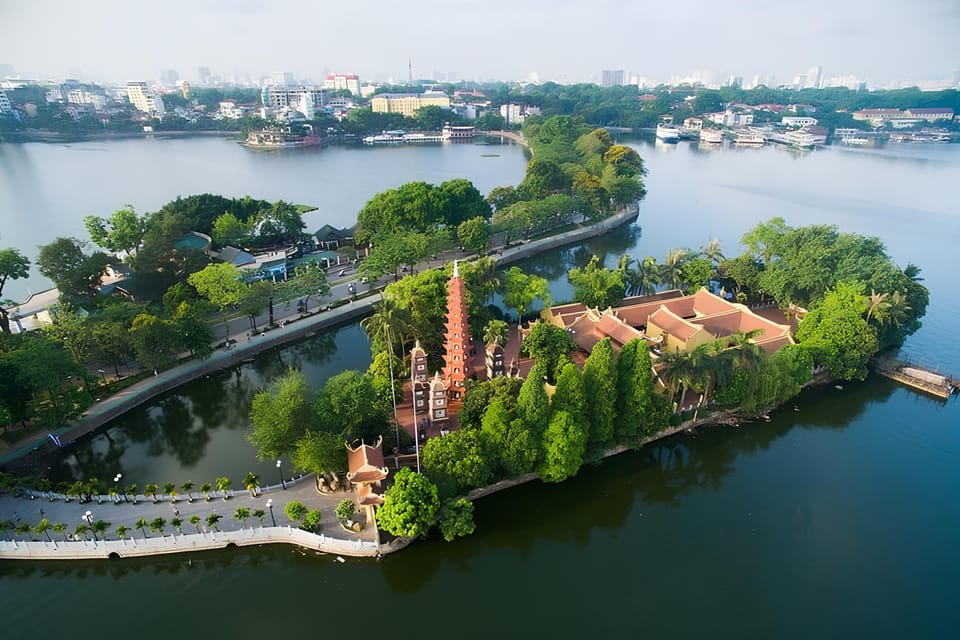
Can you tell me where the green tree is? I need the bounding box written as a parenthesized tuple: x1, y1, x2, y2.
(301, 509, 322, 532)
(314, 370, 389, 444)
(552, 362, 586, 425)
(115, 524, 130, 541)
(284, 500, 308, 524)
(187, 262, 247, 344)
(680, 257, 713, 293)
(205, 512, 222, 532)
(215, 476, 232, 500)
(36, 237, 111, 299)
(135, 517, 149, 539)
(521, 323, 576, 381)
(538, 410, 587, 483)
(162, 482, 176, 501)
(129, 313, 178, 372)
(92, 520, 110, 541)
(517, 362, 551, 436)
(252, 509, 266, 527)
(615, 338, 655, 440)
(659, 248, 691, 290)
(582, 337, 618, 454)
(144, 483, 159, 503)
(234, 507, 251, 529)
(568, 255, 626, 308)
(44, 302, 93, 367)
(458, 376, 523, 431)
(438, 497, 476, 542)
(189, 514, 202, 533)
(170, 517, 184, 535)
(180, 481, 195, 502)
(84, 205, 148, 255)
(200, 482, 213, 502)
(483, 319, 509, 347)
(243, 472, 260, 497)
(422, 430, 493, 494)
(502, 267, 551, 336)
(170, 301, 214, 359)
(795, 281, 878, 381)
(33, 518, 53, 542)
(248, 369, 314, 459)
(457, 217, 492, 257)
(211, 211, 254, 247)
(335, 499, 356, 522)
(377, 468, 440, 538)
(291, 430, 348, 481)
(0, 248, 30, 334)
(480, 399, 538, 478)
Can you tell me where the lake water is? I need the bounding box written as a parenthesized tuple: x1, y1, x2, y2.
(1, 136, 958, 637)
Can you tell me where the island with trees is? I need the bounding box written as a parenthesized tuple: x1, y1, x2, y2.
(0, 113, 932, 558)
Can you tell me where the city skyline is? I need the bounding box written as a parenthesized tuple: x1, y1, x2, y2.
(1, 0, 958, 87)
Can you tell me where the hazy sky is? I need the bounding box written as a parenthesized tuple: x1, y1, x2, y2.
(1, 0, 958, 85)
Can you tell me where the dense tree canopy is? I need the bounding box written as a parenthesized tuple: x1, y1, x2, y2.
(377, 468, 440, 538)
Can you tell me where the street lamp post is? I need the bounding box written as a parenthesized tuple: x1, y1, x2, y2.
(266, 499, 276, 527)
(276, 459, 286, 490)
(83, 510, 95, 540)
(385, 324, 401, 469)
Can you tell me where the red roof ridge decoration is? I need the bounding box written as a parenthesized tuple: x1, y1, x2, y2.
(346, 436, 388, 484)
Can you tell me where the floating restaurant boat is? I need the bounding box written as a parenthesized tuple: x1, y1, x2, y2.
(656, 123, 682, 142)
(734, 129, 766, 146)
(699, 129, 723, 144)
(245, 124, 321, 148)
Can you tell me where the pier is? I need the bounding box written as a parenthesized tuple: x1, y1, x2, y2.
(873, 358, 959, 400)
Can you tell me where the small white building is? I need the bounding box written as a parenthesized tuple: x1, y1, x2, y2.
(782, 116, 817, 127)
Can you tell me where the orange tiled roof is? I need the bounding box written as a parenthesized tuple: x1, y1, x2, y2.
(648, 306, 700, 341)
(346, 438, 388, 484)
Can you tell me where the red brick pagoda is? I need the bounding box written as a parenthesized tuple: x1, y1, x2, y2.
(442, 261, 472, 399)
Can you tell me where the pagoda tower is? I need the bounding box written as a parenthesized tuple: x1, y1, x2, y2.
(442, 261, 471, 398)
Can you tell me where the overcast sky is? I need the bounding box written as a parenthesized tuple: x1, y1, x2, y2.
(1, 0, 958, 85)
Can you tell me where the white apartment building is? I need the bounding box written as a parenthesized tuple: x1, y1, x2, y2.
(126, 81, 166, 116)
(261, 86, 326, 112)
(499, 103, 541, 125)
(67, 89, 109, 111)
(323, 73, 361, 96)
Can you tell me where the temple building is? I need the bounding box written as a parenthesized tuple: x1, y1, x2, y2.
(442, 261, 472, 398)
(346, 437, 389, 526)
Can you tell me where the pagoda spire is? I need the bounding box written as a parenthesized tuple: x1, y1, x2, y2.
(442, 262, 471, 397)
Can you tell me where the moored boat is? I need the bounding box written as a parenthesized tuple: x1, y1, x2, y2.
(656, 123, 681, 142)
(699, 129, 723, 144)
(735, 129, 765, 146)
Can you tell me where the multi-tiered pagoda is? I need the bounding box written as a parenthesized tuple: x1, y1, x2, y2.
(442, 261, 471, 399)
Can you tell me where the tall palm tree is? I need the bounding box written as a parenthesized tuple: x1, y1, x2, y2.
(886, 291, 912, 327)
(52, 522, 68, 542)
(33, 518, 53, 542)
(252, 509, 266, 528)
(361, 298, 412, 359)
(162, 483, 176, 502)
(206, 513, 222, 532)
(135, 517, 149, 539)
(144, 483, 159, 503)
(865, 289, 890, 325)
(215, 477, 232, 500)
(660, 249, 690, 290)
(656, 349, 693, 410)
(125, 483, 138, 504)
(115, 524, 130, 541)
(171, 517, 183, 535)
(200, 482, 213, 502)
(149, 517, 167, 539)
(234, 507, 251, 530)
(902, 263, 923, 282)
(243, 472, 260, 497)
(637, 256, 661, 296)
(700, 238, 725, 266)
(727, 328, 765, 370)
(74, 524, 89, 541)
(92, 520, 110, 541)
(181, 480, 195, 503)
(189, 514, 202, 533)
(483, 319, 509, 347)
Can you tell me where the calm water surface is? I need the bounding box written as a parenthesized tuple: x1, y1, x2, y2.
(1, 138, 958, 637)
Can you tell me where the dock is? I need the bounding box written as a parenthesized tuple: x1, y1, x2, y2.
(873, 358, 959, 400)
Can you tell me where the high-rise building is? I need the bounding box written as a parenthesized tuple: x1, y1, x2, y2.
(601, 69, 626, 87)
(260, 86, 326, 114)
(160, 69, 179, 86)
(268, 71, 296, 87)
(126, 82, 165, 116)
(323, 73, 361, 95)
(197, 67, 211, 85)
(0, 89, 12, 115)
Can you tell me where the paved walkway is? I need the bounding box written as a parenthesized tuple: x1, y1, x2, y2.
(0, 473, 375, 544)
